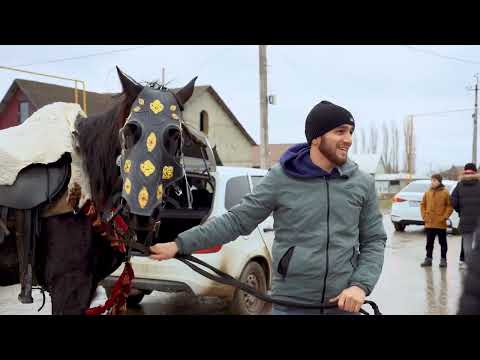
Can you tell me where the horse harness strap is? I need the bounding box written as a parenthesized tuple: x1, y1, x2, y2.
(15, 208, 39, 304)
(85, 261, 134, 316)
(83, 202, 133, 315)
(0, 206, 9, 244)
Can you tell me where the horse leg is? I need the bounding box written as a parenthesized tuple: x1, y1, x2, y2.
(0, 228, 20, 286)
(39, 213, 97, 315)
(91, 231, 125, 286)
(39, 212, 125, 315)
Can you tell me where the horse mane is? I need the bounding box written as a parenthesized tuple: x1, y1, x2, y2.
(75, 93, 131, 212)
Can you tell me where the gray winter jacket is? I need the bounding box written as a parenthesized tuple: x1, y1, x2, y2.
(175, 160, 387, 305)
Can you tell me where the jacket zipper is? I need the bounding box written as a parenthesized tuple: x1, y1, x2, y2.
(320, 177, 330, 312)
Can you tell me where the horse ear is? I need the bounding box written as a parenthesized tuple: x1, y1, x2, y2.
(116, 66, 143, 101)
(175, 77, 197, 108)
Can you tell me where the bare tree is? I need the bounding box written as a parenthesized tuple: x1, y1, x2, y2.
(427, 162, 434, 176)
(403, 116, 416, 174)
(359, 127, 367, 154)
(369, 125, 379, 154)
(352, 130, 359, 154)
(391, 121, 400, 173)
(381, 122, 391, 172)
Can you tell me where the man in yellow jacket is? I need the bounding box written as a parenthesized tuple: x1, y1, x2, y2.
(420, 174, 454, 267)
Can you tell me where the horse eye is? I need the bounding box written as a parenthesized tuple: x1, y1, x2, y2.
(163, 127, 181, 155)
(120, 123, 142, 149)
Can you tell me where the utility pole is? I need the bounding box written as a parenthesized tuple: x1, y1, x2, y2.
(473, 74, 478, 164)
(259, 45, 270, 169)
(407, 108, 475, 174)
(404, 115, 415, 181)
(162, 67, 166, 87)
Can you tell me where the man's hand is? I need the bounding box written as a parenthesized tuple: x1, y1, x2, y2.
(149, 242, 179, 261)
(329, 285, 366, 313)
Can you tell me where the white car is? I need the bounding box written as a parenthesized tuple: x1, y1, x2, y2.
(390, 180, 460, 234)
(103, 164, 275, 315)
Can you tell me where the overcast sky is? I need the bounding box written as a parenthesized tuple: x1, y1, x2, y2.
(1, 45, 479, 174)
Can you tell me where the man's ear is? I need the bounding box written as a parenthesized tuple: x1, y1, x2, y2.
(311, 136, 321, 146)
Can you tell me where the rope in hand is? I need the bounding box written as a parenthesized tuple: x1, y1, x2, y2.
(175, 254, 382, 315)
(79, 199, 381, 315)
(32, 286, 47, 312)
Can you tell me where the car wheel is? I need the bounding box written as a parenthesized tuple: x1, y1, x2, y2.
(126, 293, 145, 307)
(393, 222, 406, 232)
(230, 261, 269, 315)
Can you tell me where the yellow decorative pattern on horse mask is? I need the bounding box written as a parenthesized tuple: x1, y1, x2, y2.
(150, 100, 164, 114)
(146, 132, 157, 152)
(118, 69, 197, 216)
(124, 178, 132, 194)
(156, 183, 163, 200)
(140, 160, 156, 177)
(138, 187, 149, 209)
(124, 159, 132, 173)
(162, 166, 174, 180)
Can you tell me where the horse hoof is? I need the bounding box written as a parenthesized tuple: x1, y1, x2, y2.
(18, 294, 34, 304)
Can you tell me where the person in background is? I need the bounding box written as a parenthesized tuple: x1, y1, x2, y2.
(459, 238, 465, 269)
(451, 163, 480, 268)
(457, 219, 480, 314)
(420, 174, 453, 268)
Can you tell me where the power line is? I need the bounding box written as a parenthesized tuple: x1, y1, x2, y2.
(404, 45, 480, 65)
(101, 46, 237, 93)
(410, 108, 474, 117)
(11, 45, 154, 67)
(154, 46, 237, 88)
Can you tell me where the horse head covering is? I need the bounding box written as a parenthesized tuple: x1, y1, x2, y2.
(117, 68, 197, 216)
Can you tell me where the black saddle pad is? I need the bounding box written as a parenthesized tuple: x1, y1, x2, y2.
(0, 153, 71, 210)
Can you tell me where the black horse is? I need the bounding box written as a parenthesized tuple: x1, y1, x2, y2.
(0, 68, 197, 314)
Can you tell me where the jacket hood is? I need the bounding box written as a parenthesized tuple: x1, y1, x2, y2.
(430, 184, 448, 192)
(459, 173, 480, 184)
(279, 143, 358, 178)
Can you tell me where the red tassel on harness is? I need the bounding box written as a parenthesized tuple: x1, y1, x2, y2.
(83, 202, 134, 315)
(85, 261, 134, 315)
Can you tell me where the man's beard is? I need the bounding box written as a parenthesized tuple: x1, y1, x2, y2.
(319, 140, 348, 167)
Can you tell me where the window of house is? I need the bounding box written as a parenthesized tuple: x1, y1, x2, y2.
(389, 180, 400, 186)
(225, 176, 250, 210)
(200, 110, 209, 134)
(19, 102, 30, 123)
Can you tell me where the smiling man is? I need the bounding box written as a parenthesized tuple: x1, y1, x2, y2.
(150, 100, 387, 315)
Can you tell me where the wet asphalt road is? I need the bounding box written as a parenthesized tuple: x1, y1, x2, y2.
(0, 213, 466, 315)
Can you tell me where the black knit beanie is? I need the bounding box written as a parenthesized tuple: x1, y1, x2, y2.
(464, 163, 477, 172)
(305, 100, 355, 145)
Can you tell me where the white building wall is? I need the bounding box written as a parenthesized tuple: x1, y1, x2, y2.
(183, 90, 254, 167)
